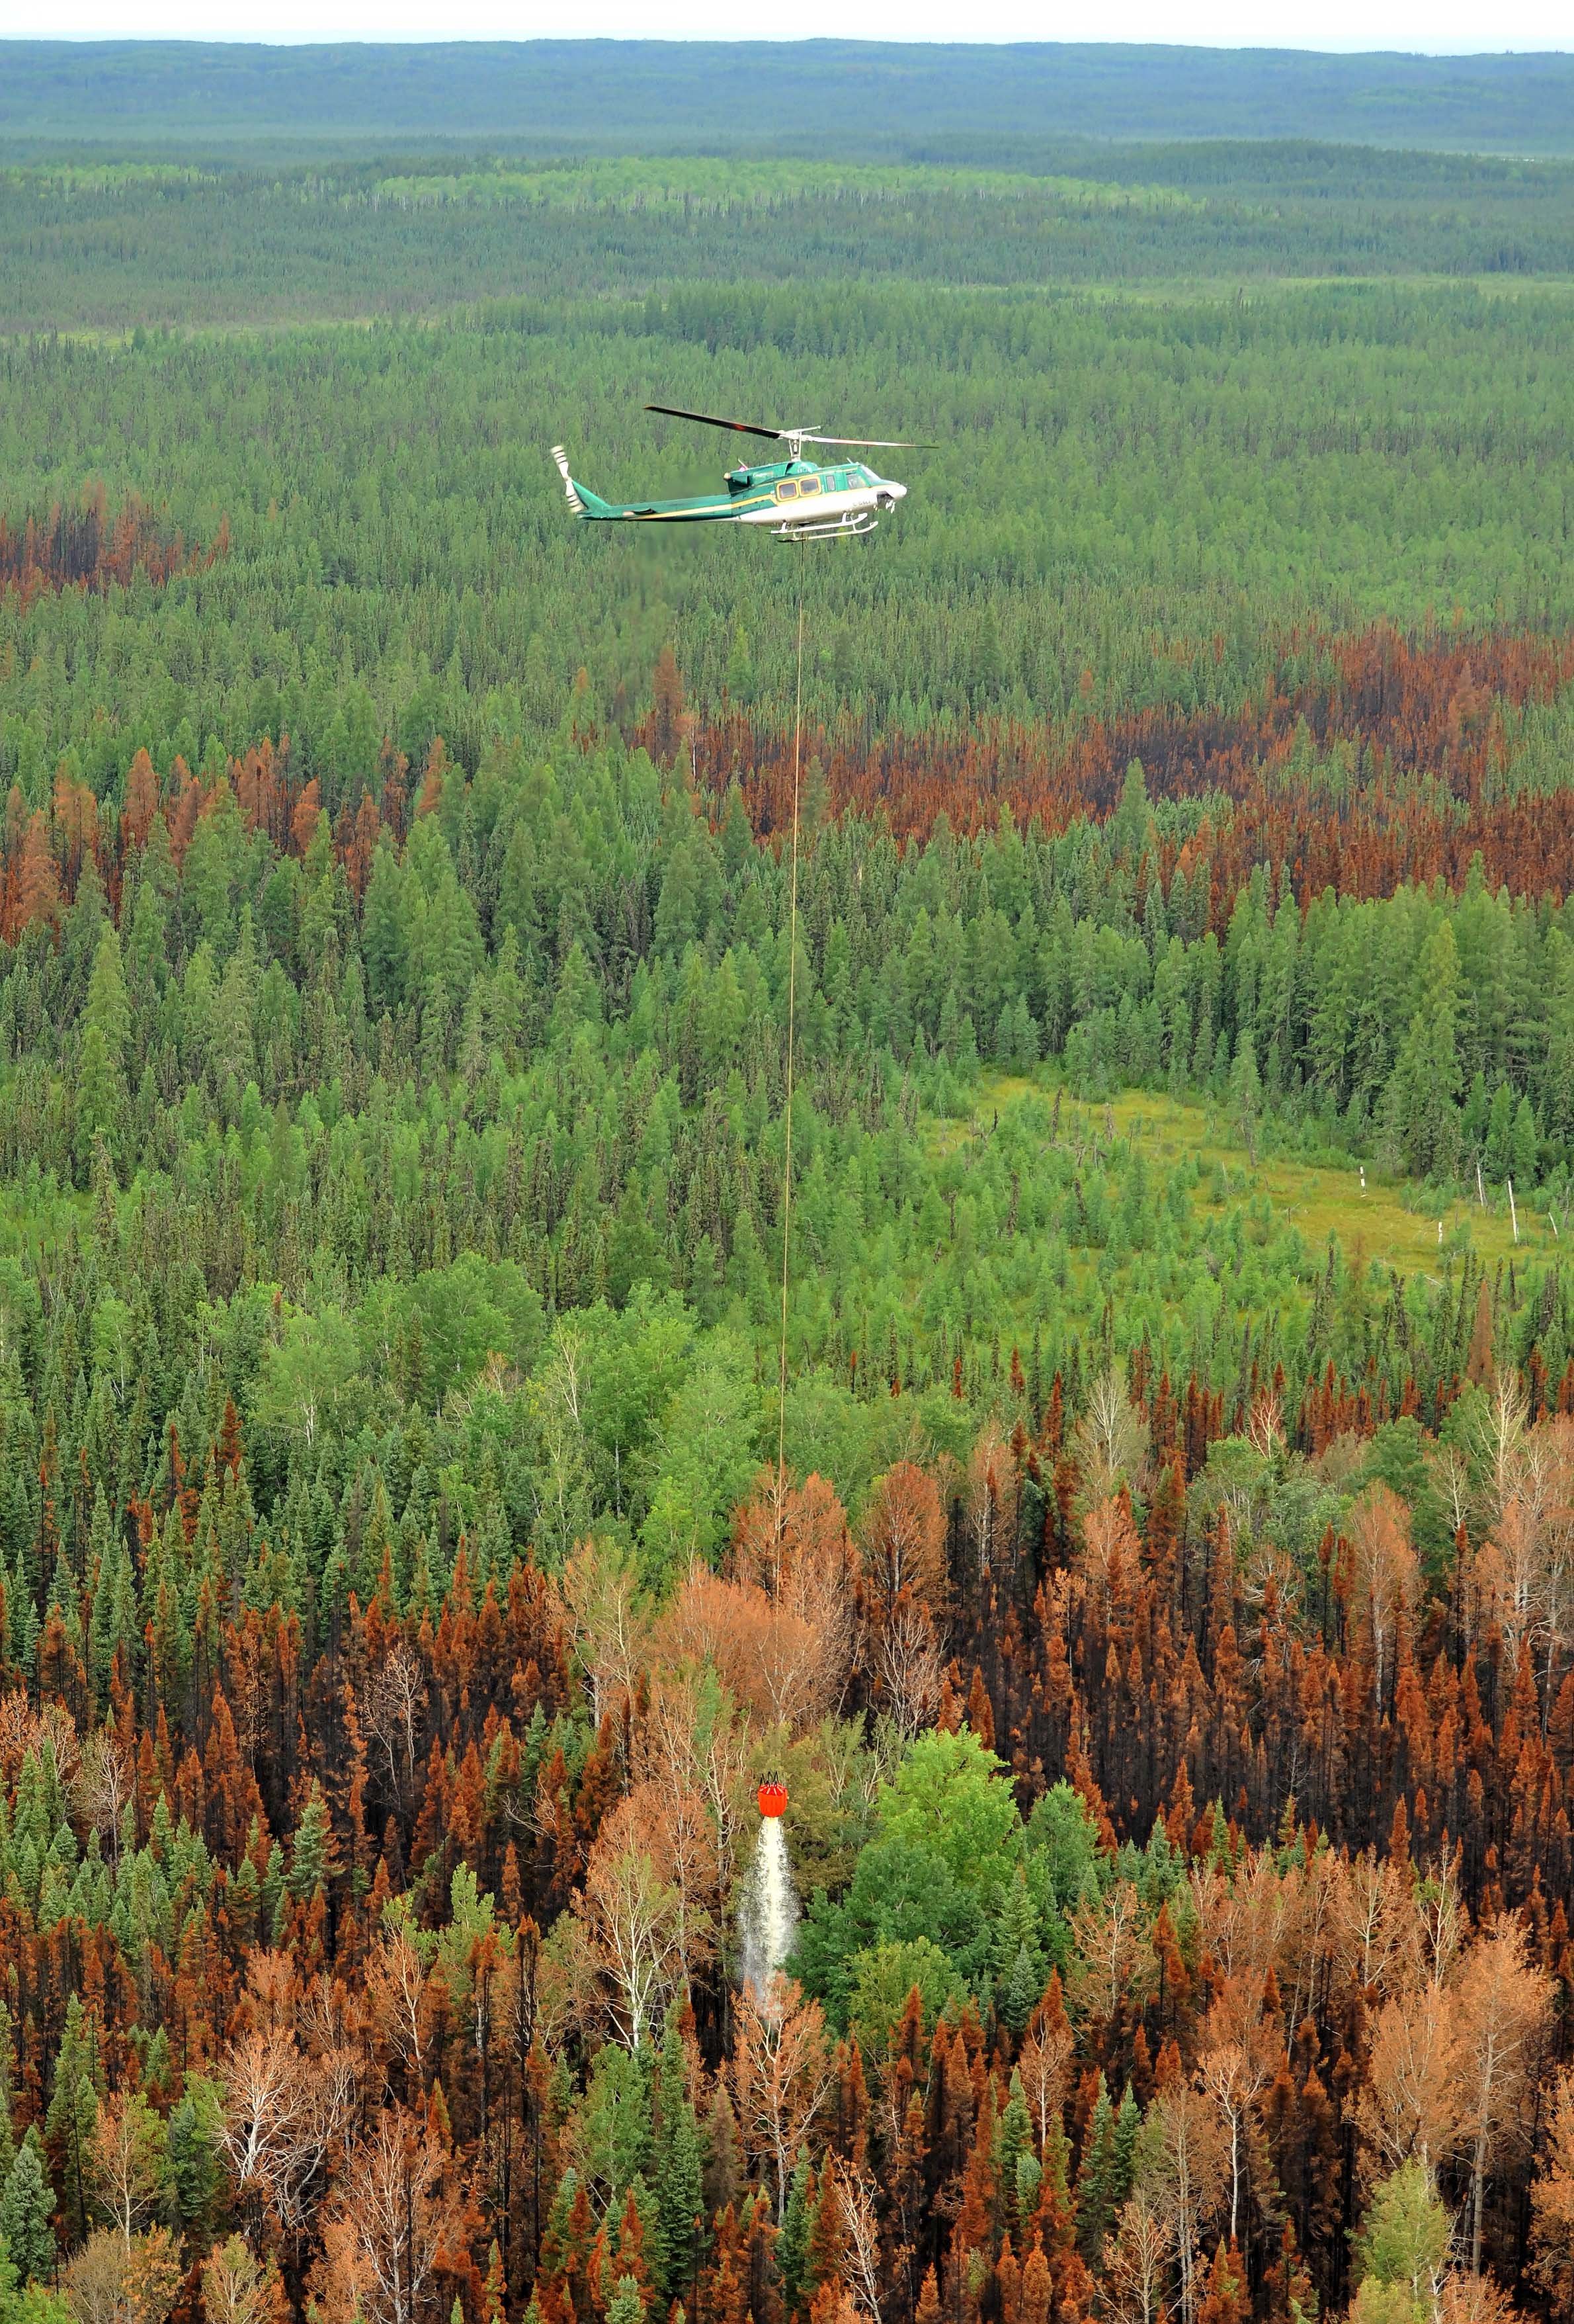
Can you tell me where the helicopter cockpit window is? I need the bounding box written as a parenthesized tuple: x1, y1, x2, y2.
(776, 480, 799, 501)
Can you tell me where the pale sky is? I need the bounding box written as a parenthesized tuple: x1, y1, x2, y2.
(24, 0, 1571, 52)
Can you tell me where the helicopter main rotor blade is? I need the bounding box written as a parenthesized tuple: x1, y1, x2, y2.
(645, 405, 937, 453)
(645, 403, 782, 441)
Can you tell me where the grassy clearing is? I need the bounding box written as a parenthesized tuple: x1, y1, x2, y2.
(938, 1074, 1558, 1282)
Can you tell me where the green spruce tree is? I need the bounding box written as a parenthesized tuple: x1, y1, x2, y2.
(651, 2001, 706, 2307)
(0, 2133, 56, 2286)
(44, 1997, 98, 2247)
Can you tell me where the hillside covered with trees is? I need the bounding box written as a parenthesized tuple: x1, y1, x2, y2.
(4, 40, 1574, 156)
(2, 60, 1574, 2324)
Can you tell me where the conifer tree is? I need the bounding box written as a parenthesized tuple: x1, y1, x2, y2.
(995, 1863, 1050, 2036)
(45, 1996, 99, 2247)
(995, 2073, 1035, 2243)
(777, 2155, 813, 2313)
(651, 2001, 706, 2307)
(1388, 922, 1464, 1180)
(165, 2075, 226, 2236)
(0, 2133, 57, 2286)
(77, 922, 131, 1170)
(1075, 2075, 1118, 2260)
(0, 2005, 16, 2183)
(287, 1779, 338, 1902)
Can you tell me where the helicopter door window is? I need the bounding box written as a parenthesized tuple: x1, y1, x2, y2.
(798, 476, 821, 497)
(776, 480, 799, 502)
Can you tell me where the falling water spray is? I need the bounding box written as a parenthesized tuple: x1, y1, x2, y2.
(739, 1780, 798, 1998)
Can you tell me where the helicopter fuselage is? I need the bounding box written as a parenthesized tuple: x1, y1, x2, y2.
(552, 449, 907, 538)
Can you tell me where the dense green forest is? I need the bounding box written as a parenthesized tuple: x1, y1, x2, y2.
(5, 39, 1574, 155)
(3, 149, 1573, 331)
(4, 67, 1574, 2324)
(3, 285, 1573, 755)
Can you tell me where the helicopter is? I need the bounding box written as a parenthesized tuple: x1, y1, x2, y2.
(552, 403, 927, 540)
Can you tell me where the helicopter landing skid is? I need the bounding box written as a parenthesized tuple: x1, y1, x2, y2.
(771, 511, 879, 540)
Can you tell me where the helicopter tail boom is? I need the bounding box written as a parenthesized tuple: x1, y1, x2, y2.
(551, 445, 614, 519)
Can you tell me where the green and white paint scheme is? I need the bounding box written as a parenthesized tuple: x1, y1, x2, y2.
(552, 404, 922, 540)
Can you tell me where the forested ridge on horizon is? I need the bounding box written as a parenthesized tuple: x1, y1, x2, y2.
(3, 40, 1574, 156)
(3, 72, 1574, 2324)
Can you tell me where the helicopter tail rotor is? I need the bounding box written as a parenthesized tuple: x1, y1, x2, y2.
(551, 445, 586, 515)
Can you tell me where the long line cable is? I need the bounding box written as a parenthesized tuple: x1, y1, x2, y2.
(776, 555, 807, 1490)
